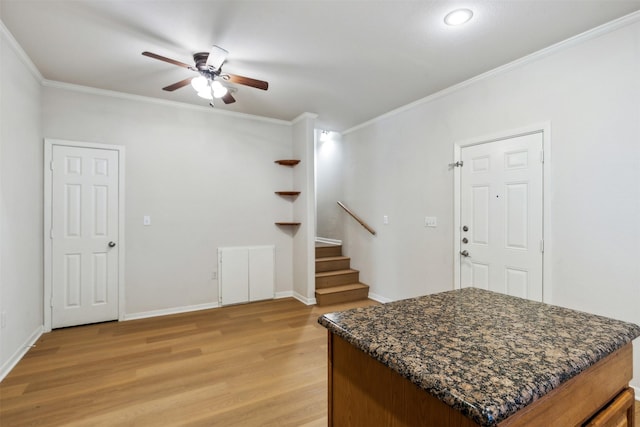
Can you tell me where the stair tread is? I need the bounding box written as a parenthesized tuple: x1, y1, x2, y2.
(316, 256, 350, 262)
(315, 242, 341, 248)
(315, 283, 369, 294)
(315, 269, 358, 278)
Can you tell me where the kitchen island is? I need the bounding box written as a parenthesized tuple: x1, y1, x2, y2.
(318, 288, 640, 426)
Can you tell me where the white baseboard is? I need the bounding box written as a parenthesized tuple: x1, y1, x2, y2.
(1, 325, 43, 382)
(368, 292, 392, 303)
(633, 385, 639, 401)
(315, 237, 342, 245)
(293, 292, 317, 305)
(123, 302, 219, 321)
(275, 291, 294, 299)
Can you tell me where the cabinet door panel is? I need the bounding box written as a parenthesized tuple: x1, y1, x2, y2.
(584, 388, 634, 427)
(219, 248, 249, 305)
(249, 246, 275, 302)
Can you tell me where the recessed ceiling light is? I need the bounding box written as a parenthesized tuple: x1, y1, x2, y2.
(444, 8, 473, 26)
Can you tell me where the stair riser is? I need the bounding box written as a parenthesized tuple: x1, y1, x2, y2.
(315, 246, 342, 258)
(316, 259, 351, 272)
(316, 288, 369, 306)
(316, 272, 360, 289)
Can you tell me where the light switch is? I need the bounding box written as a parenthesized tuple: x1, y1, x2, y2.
(425, 216, 437, 227)
(143, 215, 151, 226)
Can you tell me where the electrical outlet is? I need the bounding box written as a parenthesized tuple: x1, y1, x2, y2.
(143, 215, 151, 226)
(212, 271, 217, 280)
(383, 215, 389, 225)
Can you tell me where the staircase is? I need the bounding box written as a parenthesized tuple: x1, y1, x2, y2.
(315, 244, 369, 305)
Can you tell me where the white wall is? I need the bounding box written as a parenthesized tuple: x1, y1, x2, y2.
(291, 113, 317, 303)
(0, 24, 43, 378)
(340, 19, 640, 386)
(42, 86, 295, 316)
(315, 130, 344, 241)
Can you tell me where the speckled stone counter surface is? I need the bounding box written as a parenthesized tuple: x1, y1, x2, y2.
(318, 288, 640, 426)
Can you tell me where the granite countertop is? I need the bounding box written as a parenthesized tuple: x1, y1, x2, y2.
(318, 287, 640, 426)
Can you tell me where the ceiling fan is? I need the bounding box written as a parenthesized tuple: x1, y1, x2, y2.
(142, 45, 269, 106)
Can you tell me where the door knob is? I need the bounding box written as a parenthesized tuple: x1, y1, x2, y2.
(460, 250, 470, 257)
(108, 241, 116, 248)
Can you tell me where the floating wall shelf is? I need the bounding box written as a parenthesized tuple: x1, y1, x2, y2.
(274, 159, 300, 166)
(275, 160, 301, 226)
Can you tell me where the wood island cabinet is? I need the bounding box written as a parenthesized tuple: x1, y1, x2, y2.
(319, 289, 640, 427)
(328, 334, 635, 427)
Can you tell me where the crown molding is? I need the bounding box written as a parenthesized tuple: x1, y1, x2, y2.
(0, 19, 44, 82)
(42, 79, 293, 126)
(343, 10, 640, 135)
(1, 18, 291, 127)
(291, 112, 319, 124)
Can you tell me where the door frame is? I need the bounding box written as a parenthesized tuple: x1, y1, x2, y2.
(44, 138, 126, 332)
(453, 122, 551, 303)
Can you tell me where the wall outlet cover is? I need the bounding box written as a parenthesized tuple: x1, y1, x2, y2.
(425, 216, 437, 227)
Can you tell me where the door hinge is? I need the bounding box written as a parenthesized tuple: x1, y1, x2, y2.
(540, 240, 544, 253)
(50, 228, 53, 239)
(449, 161, 464, 168)
(50, 161, 54, 171)
(540, 151, 544, 163)
(50, 297, 54, 308)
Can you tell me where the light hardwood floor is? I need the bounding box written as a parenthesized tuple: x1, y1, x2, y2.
(1, 298, 639, 426)
(0, 298, 378, 426)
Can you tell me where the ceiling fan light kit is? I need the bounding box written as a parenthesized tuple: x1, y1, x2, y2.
(142, 44, 269, 107)
(192, 76, 228, 99)
(191, 75, 209, 92)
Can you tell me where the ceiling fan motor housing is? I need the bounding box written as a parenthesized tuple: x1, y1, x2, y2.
(193, 52, 220, 76)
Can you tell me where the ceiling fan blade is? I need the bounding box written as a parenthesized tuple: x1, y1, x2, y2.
(205, 45, 228, 70)
(225, 73, 269, 90)
(221, 92, 236, 104)
(162, 77, 193, 91)
(142, 51, 193, 69)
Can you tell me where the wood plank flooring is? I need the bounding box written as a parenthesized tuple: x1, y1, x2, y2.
(0, 298, 378, 426)
(1, 297, 639, 426)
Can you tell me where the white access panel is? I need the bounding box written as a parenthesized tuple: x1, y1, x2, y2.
(219, 247, 249, 305)
(218, 246, 275, 305)
(249, 246, 275, 302)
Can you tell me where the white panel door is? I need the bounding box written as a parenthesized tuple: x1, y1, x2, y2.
(249, 246, 275, 302)
(219, 247, 249, 305)
(52, 145, 119, 327)
(460, 133, 543, 301)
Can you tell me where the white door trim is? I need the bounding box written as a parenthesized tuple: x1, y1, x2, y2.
(44, 138, 126, 332)
(453, 122, 551, 303)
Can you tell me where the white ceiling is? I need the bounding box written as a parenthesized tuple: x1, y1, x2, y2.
(2, 1, 639, 131)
